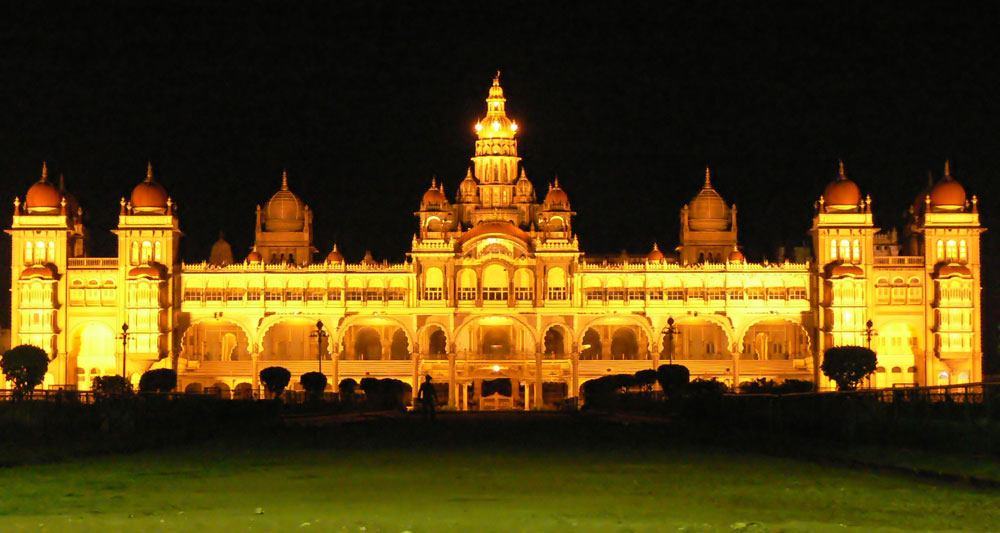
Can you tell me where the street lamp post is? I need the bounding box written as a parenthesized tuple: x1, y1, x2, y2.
(118, 323, 130, 378)
(663, 316, 680, 366)
(864, 319, 878, 350)
(311, 320, 328, 374)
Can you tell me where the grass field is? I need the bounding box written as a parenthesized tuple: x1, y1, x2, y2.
(1, 413, 998, 532)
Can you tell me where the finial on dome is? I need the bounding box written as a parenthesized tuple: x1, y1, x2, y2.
(146, 161, 154, 182)
(494, 70, 501, 85)
(653, 242, 660, 252)
(972, 195, 978, 213)
(431, 176, 437, 189)
(943, 160, 952, 180)
(520, 168, 527, 179)
(59, 173, 65, 190)
(704, 166, 712, 187)
(838, 159, 846, 180)
(13, 197, 20, 215)
(554, 175, 560, 188)
(281, 169, 289, 189)
(41, 161, 48, 182)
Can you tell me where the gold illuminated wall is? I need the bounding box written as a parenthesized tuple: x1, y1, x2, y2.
(6, 76, 983, 401)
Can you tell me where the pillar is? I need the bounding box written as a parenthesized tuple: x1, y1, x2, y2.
(412, 352, 420, 407)
(524, 382, 530, 411)
(534, 353, 543, 407)
(448, 353, 457, 408)
(332, 347, 340, 393)
(571, 353, 579, 398)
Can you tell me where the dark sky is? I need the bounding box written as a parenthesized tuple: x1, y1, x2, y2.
(2, 1, 998, 364)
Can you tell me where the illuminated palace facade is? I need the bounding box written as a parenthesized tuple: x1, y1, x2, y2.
(7, 75, 984, 406)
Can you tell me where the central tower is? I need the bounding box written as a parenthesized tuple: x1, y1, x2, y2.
(472, 72, 521, 210)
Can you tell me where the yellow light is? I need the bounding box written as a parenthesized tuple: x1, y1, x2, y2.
(492, 364, 500, 372)
(492, 121, 500, 131)
(510, 122, 518, 132)
(493, 102, 499, 109)
(475, 123, 483, 132)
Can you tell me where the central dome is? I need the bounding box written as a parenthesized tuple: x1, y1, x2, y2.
(25, 162, 62, 214)
(823, 161, 860, 210)
(264, 171, 305, 232)
(131, 162, 169, 213)
(688, 167, 730, 231)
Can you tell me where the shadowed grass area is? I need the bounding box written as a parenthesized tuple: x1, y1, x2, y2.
(1, 413, 997, 532)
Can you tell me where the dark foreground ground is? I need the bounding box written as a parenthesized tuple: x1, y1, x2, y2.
(1, 412, 998, 532)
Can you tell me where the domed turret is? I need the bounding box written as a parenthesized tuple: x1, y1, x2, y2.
(361, 250, 377, 265)
(325, 244, 344, 263)
(25, 162, 62, 214)
(131, 162, 169, 213)
(264, 170, 306, 231)
(728, 247, 745, 263)
(929, 161, 967, 212)
(246, 249, 262, 263)
(543, 177, 570, 210)
(457, 168, 478, 203)
(688, 167, 731, 231)
(474, 71, 519, 140)
(209, 232, 234, 266)
(420, 178, 449, 209)
(647, 243, 665, 262)
(822, 161, 861, 211)
(514, 168, 535, 202)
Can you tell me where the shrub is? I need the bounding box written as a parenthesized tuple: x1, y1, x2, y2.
(821, 346, 877, 391)
(359, 378, 410, 410)
(777, 379, 814, 394)
(139, 368, 177, 393)
(93, 375, 133, 397)
(300, 372, 328, 400)
(581, 374, 634, 409)
(259, 366, 291, 398)
(339, 378, 358, 396)
(634, 369, 658, 391)
(739, 377, 780, 394)
(656, 364, 690, 395)
(686, 377, 729, 396)
(1, 345, 49, 400)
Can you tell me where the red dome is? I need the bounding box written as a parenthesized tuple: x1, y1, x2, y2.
(247, 250, 262, 263)
(458, 221, 531, 245)
(823, 161, 861, 208)
(131, 163, 168, 211)
(829, 263, 864, 277)
(421, 179, 448, 207)
(543, 178, 570, 208)
(937, 263, 972, 278)
(929, 165, 966, 210)
(25, 163, 61, 213)
(20, 264, 56, 279)
(647, 243, 665, 262)
(326, 244, 345, 263)
(728, 249, 745, 262)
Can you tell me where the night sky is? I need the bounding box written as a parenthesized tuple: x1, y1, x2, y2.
(2, 2, 998, 366)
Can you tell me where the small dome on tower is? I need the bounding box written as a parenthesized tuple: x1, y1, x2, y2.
(326, 244, 344, 263)
(25, 162, 62, 214)
(688, 167, 730, 231)
(647, 243, 665, 262)
(543, 177, 570, 209)
(131, 162, 169, 213)
(264, 170, 306, 231)
(822, 161, 861, 210)
(209, 233, 234, 266)
(246, 249, 262, 263)
(361, 250, 377, 265)
(421, 178, 449, 208)
(514, 169, 535, 202)
(457, 168, 479, 202)
(728, 248, 745, 263)
(929, 161, 967, 211)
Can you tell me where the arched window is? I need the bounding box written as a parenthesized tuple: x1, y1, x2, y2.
(959, 240, 967, 262)
(852, 240, 860, 262)
(154, 241, 162, 262)
(48, 241, 55, 262)
(547, 267, 567, 300)
(936, 240, 944, 261)
(945, 240, 957, 261)
(141, 241, 152, 262)
(130, 242, 139, 264)
(839, 240, 850, 262)
(25, 241, 33, 264)
(36, 241, 46, 262)
(423, 267, 444, 300)
(830, 240, 837, 260)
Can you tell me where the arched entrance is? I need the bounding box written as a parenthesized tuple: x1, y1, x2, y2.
(261, 317, 323, 361)
(741, 319, 809, 360)
(543, 325, 569, 358)
(69, 323, 117, 390)
(455, 316, 536, 360)
(580, 328, 602, 360)
(666, 320, 731, 360)
(182, 319, 251, 361)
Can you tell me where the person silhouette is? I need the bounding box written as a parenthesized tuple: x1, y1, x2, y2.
(418, 374, 438, 421)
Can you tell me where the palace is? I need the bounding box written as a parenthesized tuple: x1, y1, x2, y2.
(6, 75, 984, 406)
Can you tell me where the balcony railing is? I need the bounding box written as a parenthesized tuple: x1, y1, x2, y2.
(67, 258, 118, 268)
(874, 256, 924, 266)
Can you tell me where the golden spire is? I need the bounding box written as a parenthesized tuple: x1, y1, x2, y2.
(281, 169, 289, 189)
(944, 160, 952, 180)
(477, 71, 517, 139)
(59, 173, 66, 190)
(704, 166, 712, 187)
(146, 161, 154, 183)
(41, 161, 48, 182)
(838, 159, 846, 180)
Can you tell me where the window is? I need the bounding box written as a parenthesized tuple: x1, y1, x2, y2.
(24, 242, 32, 264)
(766, 287, 786, 301)
(302, 288, 321, 302)
(789, 287, 807, 300)
(707, 288, 725, 301)
(830, 240, 837, 260)
(458, 287, 477, 301)
(183, 287, 203, 302)
(852, 239, 860, 262)
(936, 240, 945, 261)
(839, 240, 850, 262)
(246, 288, 263, 301)
(959, 240, 968, 262)
(154, 241, 162, 262)
(687, 287, 705, 300)
(627, 288, 645, 301)
(946, 240, 957, 261)
(130, 242, 139, 265)
(365, 288, 383, 301)
(547, 287, 567, 300)
(483, 287, 508, 301)
(421, 287, 442, 301)
(347, 288, 365, 302)
(265, 289, 282, 302)
(514, 287, 533, 301)
(386, 288, 405, 302)
(327, 287, 342, 301)
(607, 288, 625, 301)
(205, 288, 224, 302)
(666, 288, 684, 301)
(647, 289, 664, 301)
(226, 287, 245, 302)
(746, 288, 763, 300)
(141, 241, 152, 262)
(585, 288, 604, 301)
(286, 288, 304, 302)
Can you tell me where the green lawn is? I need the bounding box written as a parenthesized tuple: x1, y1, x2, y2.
(1, 414, 997, 532)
